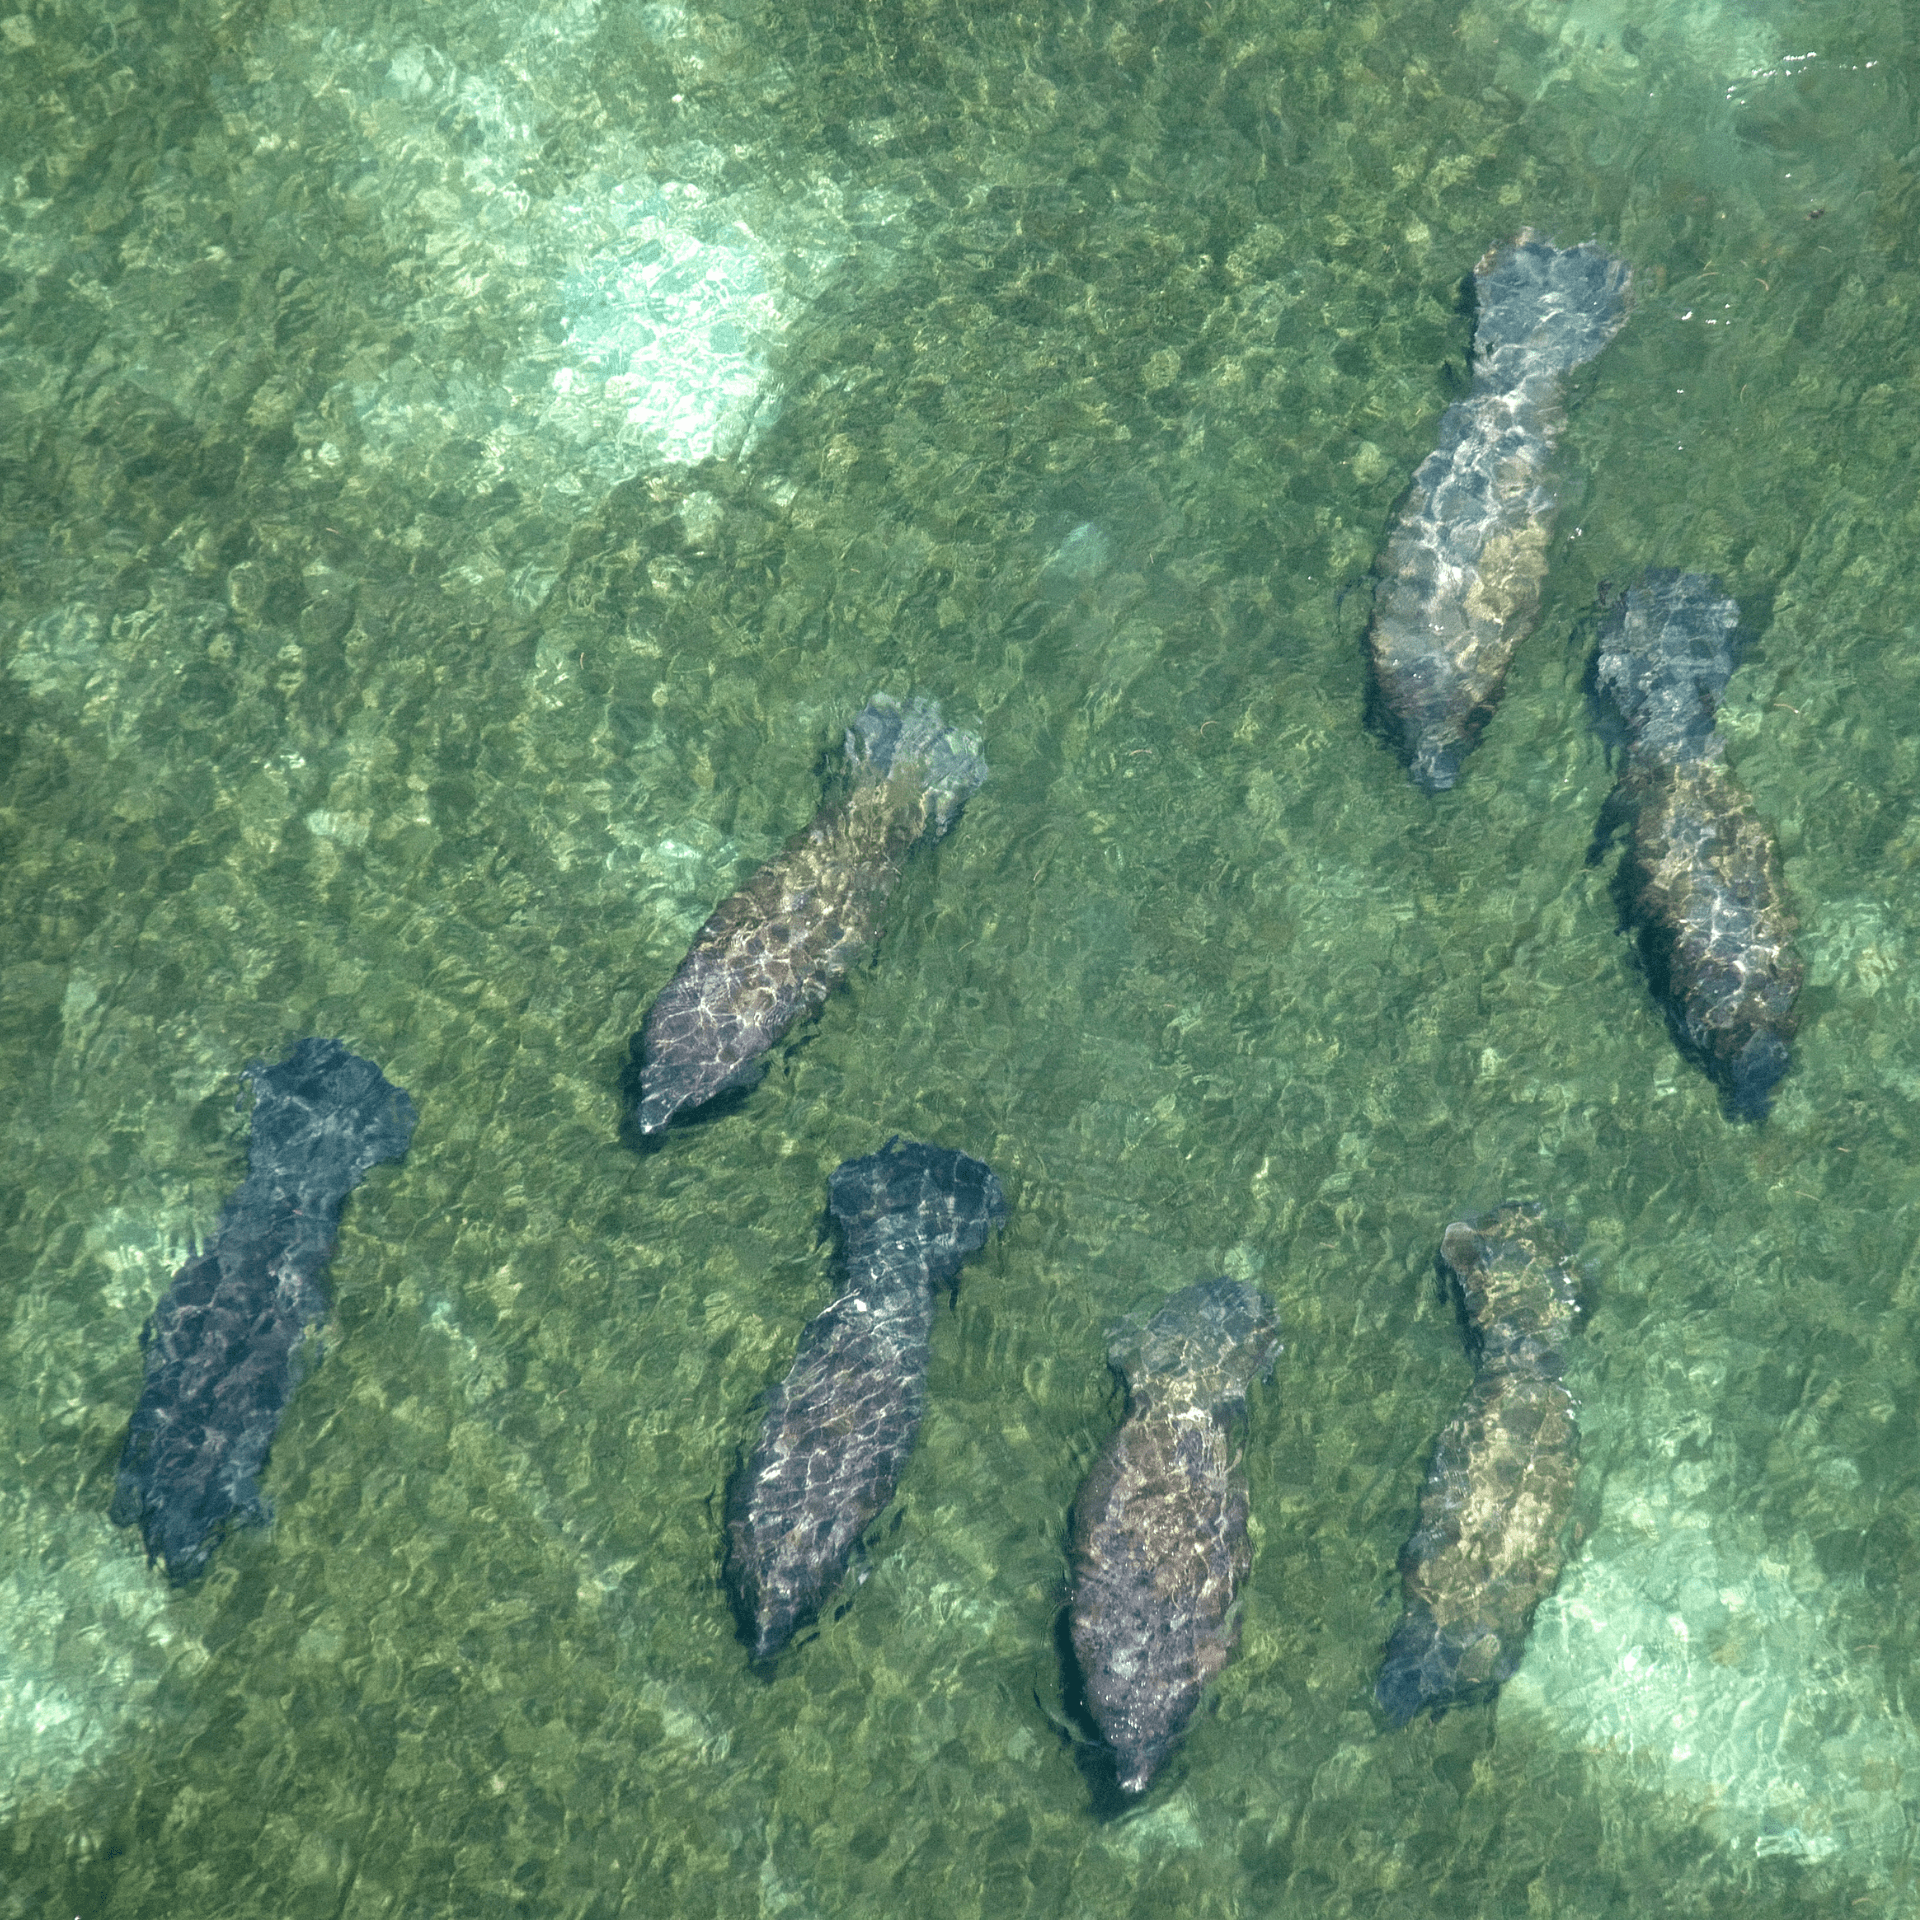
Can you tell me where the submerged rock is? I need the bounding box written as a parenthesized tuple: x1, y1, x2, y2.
(1376, 1206, 1583, 1724)
(1068, 1277, 1280, 1793)
(1592, 570, 1802, 1120)
(1367, 232, 1631, 791)
(632, 695, 987, 1134)
(723, 1139, 1005, 1659)
(111, 1039, 418, 1583)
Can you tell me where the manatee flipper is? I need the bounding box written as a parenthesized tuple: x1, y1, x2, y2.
(633, 696, 987, 1134)
(1367, 233, 1631, 791)
(111, 1039, 418, 1583)
(1376, 1206, 1582, 1723)
(722, 1139, 1005, 1658)
(1592, 571, 1802, 1120)
(1067, 1278, 1280, 1793)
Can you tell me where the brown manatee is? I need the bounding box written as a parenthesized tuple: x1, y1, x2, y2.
(723, 1138, 1005, 1659)
(1067, 1277, 1280, 1793)
(1592, 570, 1802, 1120)
(1376, 1205, 1583, 1723)
(1367, 232, 1631, 791)
(633, 694, 986, 1134)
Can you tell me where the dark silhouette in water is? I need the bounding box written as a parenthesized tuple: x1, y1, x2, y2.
(723, 1139, 1005, 1659)
(632, 695, 987, 1134)
(1367, 232, 1631, 791)
(111, 1038, 418, 1583)
(1377, 1206, 1582, 1724)
(1591, 570, 1802, 1120)
(1067, 1278, 1280, 1793)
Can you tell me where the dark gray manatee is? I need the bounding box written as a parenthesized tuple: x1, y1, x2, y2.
(1376, 1206, 1582, 1724)
(633, 695, 987, 1134)
(723, 1138, 1005, 1659)
(112, 1038, 418, 1583)
(1068, 1278, 1280, 1794)
(1368, 232, 1631, 791)
(1592, 570, 1802, 1120)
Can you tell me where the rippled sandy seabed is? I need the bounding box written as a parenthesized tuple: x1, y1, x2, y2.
(3, 0, 1919, 1911)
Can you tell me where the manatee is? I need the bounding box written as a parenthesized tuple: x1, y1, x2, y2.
(1376, 1206, 1582, 1723)
(1067, 1277, 1280, 1793)
(1591, 569, 1802, 1120)
(723, 1138, 1005, 1659)
(633, 695, 987, 1134)
(111, 1038, 418, 1583)
(1367, 232, 1632, 791)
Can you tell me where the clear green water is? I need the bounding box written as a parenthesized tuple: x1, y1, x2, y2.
(3, 0, 1919, 1910)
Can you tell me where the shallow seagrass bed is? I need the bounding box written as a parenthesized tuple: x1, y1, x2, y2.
(3, 0, 1920, 1913)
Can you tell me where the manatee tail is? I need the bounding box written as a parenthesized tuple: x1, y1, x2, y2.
(845, 694, 987, 836)
(1375, 1602, 1470, 1725)
(1113, 1277, 1281, 1419)
(828, 1137, 1006, 1294)
(1471, 232, 1632, 385)
(1729, 1028, 1791, 1122)
(1593, 571, 1744, 767)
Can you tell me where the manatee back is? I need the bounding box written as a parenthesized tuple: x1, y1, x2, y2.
(112, 1039, 416, 1583)
(725, 1137, 1003, 1657)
